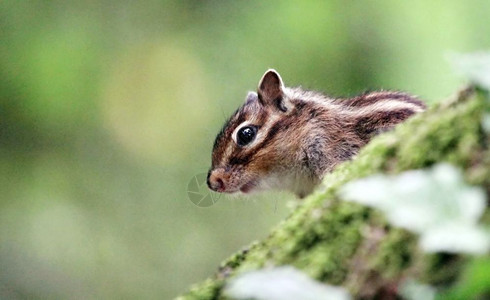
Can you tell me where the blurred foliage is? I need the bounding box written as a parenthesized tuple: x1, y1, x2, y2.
(1, 1, 490, 298)
(437, 257, 490, 300)
(340, 163, 489, 254)
(224, 266, 351, 300)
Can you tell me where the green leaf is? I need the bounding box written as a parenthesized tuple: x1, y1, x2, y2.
(224, 266, 351, 300)
(339, 163, 489, 254)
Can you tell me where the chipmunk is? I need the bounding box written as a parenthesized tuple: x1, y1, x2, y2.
(207, 70, 425, 198)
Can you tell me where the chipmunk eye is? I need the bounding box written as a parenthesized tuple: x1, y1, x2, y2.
(236, 126, 257, 146)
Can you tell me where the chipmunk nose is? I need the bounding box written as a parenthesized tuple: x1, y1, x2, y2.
(207, 170, 225, 192)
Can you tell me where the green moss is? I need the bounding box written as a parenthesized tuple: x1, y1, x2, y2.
(177, 89, 489, 299)
(422, 253, 465, 287)
(371, 228, 417, 279)
(395, 99, 483, 171)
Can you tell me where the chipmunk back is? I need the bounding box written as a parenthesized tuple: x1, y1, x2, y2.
(207, 70, 425, 198)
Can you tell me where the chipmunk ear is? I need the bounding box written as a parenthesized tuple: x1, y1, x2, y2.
(257, 69, 287, 112)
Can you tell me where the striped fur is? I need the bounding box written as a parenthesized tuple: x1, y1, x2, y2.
(208, 70, 426, 198)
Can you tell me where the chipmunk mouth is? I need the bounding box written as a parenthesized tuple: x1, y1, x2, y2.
(239, 180, 257, 193)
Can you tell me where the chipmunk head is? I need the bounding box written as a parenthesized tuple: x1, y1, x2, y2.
(207, 69, 426, 197)
(207, 69, 296, 194)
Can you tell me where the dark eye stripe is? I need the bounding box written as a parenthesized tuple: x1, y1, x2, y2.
(229, 156, 251, 165)
(228, 118, 290, 166)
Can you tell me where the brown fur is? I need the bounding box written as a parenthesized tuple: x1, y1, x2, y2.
(208, 70, 426, 198)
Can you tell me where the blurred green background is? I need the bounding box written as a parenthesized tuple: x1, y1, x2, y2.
(1, 1, 489, 298)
